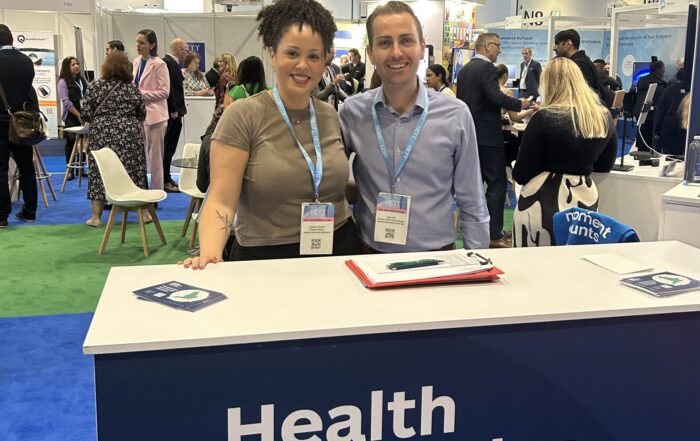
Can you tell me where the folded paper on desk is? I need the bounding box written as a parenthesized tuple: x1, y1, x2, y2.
(582, 253, 653, 274)
(346, 250, 503, 289)
(133, 281, 227, 312)
(620, 272, 700, 297)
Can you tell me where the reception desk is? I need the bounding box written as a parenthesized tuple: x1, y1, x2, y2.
(84, 242, 700, 441)
(593, 155, 682, 241)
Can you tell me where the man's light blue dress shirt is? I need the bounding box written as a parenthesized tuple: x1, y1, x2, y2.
(339, 81, 490, 252)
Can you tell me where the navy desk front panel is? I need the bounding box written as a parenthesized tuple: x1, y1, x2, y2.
(94, 312, 700, 441)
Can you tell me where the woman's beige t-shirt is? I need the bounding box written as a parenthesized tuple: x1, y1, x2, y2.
(212, 91, 351, 247)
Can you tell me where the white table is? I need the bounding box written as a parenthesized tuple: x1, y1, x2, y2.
(659, 183, 700, 247)
(83, 242, 700, 441)
(593, 155, 682, 241)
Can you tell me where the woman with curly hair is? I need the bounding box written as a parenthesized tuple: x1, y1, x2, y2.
(180, 0, 358, 267)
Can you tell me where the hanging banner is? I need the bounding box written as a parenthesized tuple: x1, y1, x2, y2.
(15, 31, 58, 139)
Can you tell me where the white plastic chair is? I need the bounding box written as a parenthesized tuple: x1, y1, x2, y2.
(91, 148, 168, 257)
(179, 143, 206, 248)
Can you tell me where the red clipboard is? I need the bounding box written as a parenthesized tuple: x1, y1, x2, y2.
(345, 260, 503, 289)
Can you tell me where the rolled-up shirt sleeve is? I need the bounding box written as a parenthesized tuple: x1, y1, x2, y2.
(453, 105, 490, 249)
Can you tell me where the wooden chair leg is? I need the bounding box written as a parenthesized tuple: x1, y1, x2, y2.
(120, 209, 128, 243)
(148, 204, 167, 246)
(77, 136, 85, 188)
(99, 206, 119, 255)
(33, 153, 49, 208)
(137, 207, 150, 257)
(34, 146, 57, 201)
(188, 220, 199, 249)
(61, 140, 80, 192)
(181, 198, 196, 237)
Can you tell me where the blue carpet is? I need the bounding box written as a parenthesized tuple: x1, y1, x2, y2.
(9, 157, 191, 227)
(0, 313, 96, 441)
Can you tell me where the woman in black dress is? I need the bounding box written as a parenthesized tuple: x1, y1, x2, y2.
(512, 56, 617, 247)
(81, 51, 148, 227)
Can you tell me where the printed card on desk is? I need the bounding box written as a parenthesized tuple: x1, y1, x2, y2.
(582, 253, 653, 274)
(620, 272, 700, 297)
(133, 281, 227, 312)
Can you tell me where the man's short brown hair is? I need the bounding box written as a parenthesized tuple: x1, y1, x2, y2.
(101, 51, 133, 83)
(475, 33, 499, 51)
(366, 1, 424, 47)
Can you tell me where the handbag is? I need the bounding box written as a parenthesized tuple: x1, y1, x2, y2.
(0, 82, 47, 146)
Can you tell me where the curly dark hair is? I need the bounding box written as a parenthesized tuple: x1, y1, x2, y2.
(257, 0, 337, 54)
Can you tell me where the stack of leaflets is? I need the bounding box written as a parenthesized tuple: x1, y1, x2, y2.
(620, 272, 700, 297)
(346, 250, 503, 289)
(133, 281, 227, 312)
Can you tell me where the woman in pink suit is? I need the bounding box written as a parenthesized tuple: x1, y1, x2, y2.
(133, 29, 170, 190)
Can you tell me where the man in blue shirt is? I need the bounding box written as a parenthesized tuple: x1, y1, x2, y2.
(340, 1, 489, 253)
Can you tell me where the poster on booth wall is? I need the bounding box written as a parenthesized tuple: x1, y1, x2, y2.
(15, 31, 58, 139)
(187, 42, 206, 72)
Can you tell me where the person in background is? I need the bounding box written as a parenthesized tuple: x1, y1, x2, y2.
(314, 49, 348, 110)
(425, 64, 454, 96)
(105, 40, 124, 56)
(180, 0, 358, 268)
(347, 47, 366, 93)
(341, 1, 489, 253)
(202, 52, 237, 137)
(632, 56, 666, 151)
(457, 32, 530, 248)
(162, 37, 188, 193)
(82, 51, 148, 227)
(517, 47, 542, 100)
(57, 56, 89, 181)
(0, 24, 38, 227)
(496, 63, 537, 165)
(339, 54, 350, 71)
(204, 56, 221, 89)
(654, 81, 687, 155)
(668, 57, 684, 87)
(222, 55, 267, 110)
(183, 52, 211, 96)
(553, 29, 613, 107)
(512, 57, 617, 247)
(133, 29, 170, 191)
(593, 58, 621, 92)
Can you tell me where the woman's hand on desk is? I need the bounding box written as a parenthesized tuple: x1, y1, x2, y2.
(178, 255, 222, 270)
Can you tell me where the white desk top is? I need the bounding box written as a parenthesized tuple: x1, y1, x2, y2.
(63, 125, 89, 135)
(83, 241, 700, 355)
(597, 155, 684, 183)
(662, 183, 700, 204)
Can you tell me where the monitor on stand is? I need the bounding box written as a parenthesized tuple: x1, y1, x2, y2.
(611, 90, 633, 172)
(629, 83, 661, 163)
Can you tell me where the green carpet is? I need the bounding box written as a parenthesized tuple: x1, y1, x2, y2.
(1, 209, 513, 318)
(0, 220, 193, 318)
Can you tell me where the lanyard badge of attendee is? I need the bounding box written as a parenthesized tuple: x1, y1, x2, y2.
(272, 86, 333, 255)
(371, 85, 429, 246)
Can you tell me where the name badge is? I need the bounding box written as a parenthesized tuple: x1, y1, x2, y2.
(300, 202, 335, 255)
(374, 192, 411, 245)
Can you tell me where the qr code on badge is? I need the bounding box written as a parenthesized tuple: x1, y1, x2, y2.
(311, 239, 321, 249)
(384, 228, 395, 239)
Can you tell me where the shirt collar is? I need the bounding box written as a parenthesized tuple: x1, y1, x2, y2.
(473, 54, 492, 63)
(374, 79, 428, 114)
(0, 45, 16, 50)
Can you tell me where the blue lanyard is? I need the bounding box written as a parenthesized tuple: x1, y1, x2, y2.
(135, 58, 147, 87)
(272, 85, 323, 201)
(371, 85, 430, 193)
(76, 79, 84, 97)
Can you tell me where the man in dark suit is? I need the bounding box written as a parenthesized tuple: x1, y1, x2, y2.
(162, 38, 188, 193)
(348, 48, 366, 93)
(457, 32, 530, 248)
(205, 58, 220, 89)
(517, 47, 542, 100)
(0, 24, 39, 227)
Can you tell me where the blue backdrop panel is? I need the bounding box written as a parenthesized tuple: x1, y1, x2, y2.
(616, 27, 687, 90)
(92, 312, 700, 441)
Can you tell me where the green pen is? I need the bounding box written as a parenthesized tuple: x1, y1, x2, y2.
(387, 259, 444, 271)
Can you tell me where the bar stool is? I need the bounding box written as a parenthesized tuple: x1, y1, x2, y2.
(9, 145, 57, 208)
(61, 125, 90, 192)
